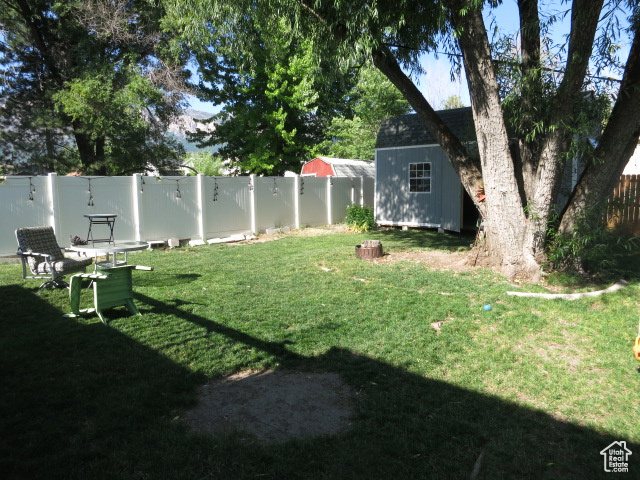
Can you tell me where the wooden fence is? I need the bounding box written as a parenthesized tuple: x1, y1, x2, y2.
(607, 174, 640, 236)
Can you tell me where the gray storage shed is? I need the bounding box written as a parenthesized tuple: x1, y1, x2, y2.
(375, 107, 478, 232)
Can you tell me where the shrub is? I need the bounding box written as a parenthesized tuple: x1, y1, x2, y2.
(546, 201, 640, 277)
(345, 204, 377, 233)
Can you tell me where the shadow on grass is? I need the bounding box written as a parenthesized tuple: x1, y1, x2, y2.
(2, 286, 636, 479)
(371, 227, 474, 252)
(133, 272, 201, 287)
(543, 248, 640, 288)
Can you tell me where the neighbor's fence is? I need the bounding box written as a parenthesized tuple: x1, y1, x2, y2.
(0, 173, 374, 256)
(607, 174, 640, 236)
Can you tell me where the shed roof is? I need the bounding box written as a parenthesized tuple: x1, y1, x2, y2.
(310, 157, 375, 177)
(375, 107, 476, 149)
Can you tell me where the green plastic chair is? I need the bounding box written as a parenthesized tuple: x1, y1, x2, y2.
(64, 265, 152, 324)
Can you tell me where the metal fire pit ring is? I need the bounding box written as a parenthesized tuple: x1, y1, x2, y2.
(355, 240, 383, 259)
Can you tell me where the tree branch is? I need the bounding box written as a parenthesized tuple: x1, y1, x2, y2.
(528, 0, 604, 246)
(557, 0, 604, 102)
(518, 0, 541, 78)
(297, 0, 327, 24)
(515, 0, 543, 199)
(559, 25, 640, 233)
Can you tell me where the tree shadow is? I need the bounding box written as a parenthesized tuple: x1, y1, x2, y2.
(138, 293, 637, 479)
(370, 227, 475, 252)
(0, 285, 206, 479)
(133, 272, 201, 287)
(2, 286, 636, 479)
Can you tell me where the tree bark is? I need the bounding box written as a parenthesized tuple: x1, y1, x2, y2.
(449, 3, 540, 280)
(527, 0, 604, 255)
(516, 0, 541, 199)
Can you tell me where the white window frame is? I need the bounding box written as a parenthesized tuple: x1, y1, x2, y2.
(408, 162, 432, 193)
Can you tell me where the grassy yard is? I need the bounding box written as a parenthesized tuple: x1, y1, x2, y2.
(1, 228, 639, 479)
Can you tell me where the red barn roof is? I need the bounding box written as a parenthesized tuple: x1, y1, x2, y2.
(301, 157, 375, 177)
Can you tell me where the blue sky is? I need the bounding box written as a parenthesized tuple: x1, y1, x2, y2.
(186, 94, 222, 115)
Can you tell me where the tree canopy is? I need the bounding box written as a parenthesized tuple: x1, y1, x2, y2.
(314, 64, 412, 161)
(175, 13, 356, 175)
(441, 95, 467, 110)
(183, 151, 225, 176)
(0, 0, 188, 174)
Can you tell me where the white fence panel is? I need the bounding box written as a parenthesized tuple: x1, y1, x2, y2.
(204, 176, 252, 238)
(0, 176, 50, 253)
(139, 176, 199, 240)
(331, 177, 354, 224)
(298, 177, 329, 227)
(0, 173, 370, 256)
(254, 177, 295, 232)
(55, 176, 136, 243)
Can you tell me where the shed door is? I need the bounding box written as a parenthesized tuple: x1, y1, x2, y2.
(437, 148, 462, 232)
(375, 148, 408, 222)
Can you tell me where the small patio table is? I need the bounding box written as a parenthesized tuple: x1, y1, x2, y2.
(84, 213, 117, 246)
(69, 240, 148, 269)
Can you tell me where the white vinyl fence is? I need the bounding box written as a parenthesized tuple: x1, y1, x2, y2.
(0, 173, 374, 256)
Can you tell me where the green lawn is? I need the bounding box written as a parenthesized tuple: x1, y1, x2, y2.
(1, 228, 639, 479)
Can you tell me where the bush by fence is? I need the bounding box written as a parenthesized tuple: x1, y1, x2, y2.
(0, 174, 375, 256)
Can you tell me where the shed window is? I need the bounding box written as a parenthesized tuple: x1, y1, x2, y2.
(409, 163, 431, 193)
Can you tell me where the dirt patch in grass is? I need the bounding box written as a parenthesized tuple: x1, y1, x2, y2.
(291, 225, 351, 236)
(239, 226, 484, 273)
(373, 249, 479, 273)
(237, 225, 351, 244)
(182, 370, 353, 444)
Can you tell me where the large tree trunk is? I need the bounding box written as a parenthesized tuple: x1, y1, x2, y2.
(73, 129, 95, 173)
(447, 2, 541, 281)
